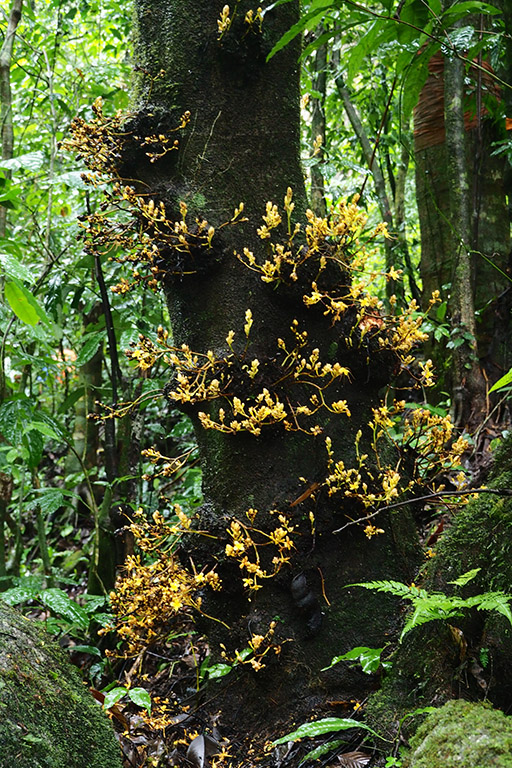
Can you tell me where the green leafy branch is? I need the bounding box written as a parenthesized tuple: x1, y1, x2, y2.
(349, 568, 512, 641)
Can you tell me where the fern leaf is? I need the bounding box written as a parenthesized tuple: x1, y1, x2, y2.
(472, 592, 512, 626)
(447, 568, 481, 587)
(349, 580, 425, 600)
(400, 602, 462, 641)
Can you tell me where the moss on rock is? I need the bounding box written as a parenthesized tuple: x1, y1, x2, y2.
(402, 700, 512, 767)
(0, 600, 122, 768)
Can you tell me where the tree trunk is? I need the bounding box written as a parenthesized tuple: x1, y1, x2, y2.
(309, 26, 327, 217)
(414, 48, 509, 425)
(444, 52, 486, 428)
(129, 0, 421, 729)
(0, 0, 22, 243)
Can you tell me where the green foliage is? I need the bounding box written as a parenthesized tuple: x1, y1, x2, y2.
(103, 685, 152, 713)
(270, 0, 502, 129)
(272, 716, 380, 745)
(489, 366, 512, 394)
(1, 578, 112, 639)
(322, 645, 390, 674)
(350, 569, 512, 641)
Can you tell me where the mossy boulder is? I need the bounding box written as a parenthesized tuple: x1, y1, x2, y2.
(0, 600, 122, 768)
(402, 700, 512, 767)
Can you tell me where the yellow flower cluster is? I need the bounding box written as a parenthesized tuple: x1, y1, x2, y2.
(141, 445, 195, 482)
(104, 509, 221, 657)
(364, 523, 385, 539)
(217, 4, 231, 37)
(324, 397, 469, 522)
(199, 389, 287, 436)
(218, 2, 263, 40)
(64, 99, 249, 294)
(220, 621, 281, 674)
(380, 292, 441, 364)
(127, 313, 354, 437)
(235, 191, 437, 367)
(225, 509, 296, 591)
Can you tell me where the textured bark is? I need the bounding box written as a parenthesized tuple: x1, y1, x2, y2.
(444, 53, 486, 427)
(131, 0, 421, 729)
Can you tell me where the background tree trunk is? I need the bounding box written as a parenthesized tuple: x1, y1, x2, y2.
(414, 48, 510, 425)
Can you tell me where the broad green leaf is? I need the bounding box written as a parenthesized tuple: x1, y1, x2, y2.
(23, 426, 44, 469)
(273, 717, 379, 745)
(0, 151, 45, 172)
(489, 368, 512, 394)
(359, 647, 385, 674)
(1, 585, 41, 605)
(322, 646, 383, 673)
(427, 0, 442, 15)
(49, 171, 88, 188)
(58, 387, 86, 413)
(33, 488, 67, 516)
(83, 594, 110, 613)
(29, 422, 63, 441)
(442, 1, 501, 17)
(5, 278, 54, 331)
(93, 612, 115, 628)
(74, 331, 104, 367)
(0, 252, 34, 283)
(400, 706, 437, 724)
(397, 0, 431, 43)
(128, 687, 152, 712)
(103, 686, 127, 709)
(267, 0, 338, 60)
(401, 48, 433, 123)
(207, 663, 233, 679)
(347, 20, 391, 86)
(299, 739, 347, 765)
(40, 588, 89, 631)
(70, 644, 102, 657)
(0, 398, 32, 445)
(5, 280, 40, 325)
(36, 411, 69, 443)
(443, 25, 475, 53)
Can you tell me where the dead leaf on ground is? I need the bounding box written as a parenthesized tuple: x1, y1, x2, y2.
(332, 750, 371, 768)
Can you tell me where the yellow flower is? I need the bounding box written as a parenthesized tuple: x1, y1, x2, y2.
(364, 524, 385, 539)
(244, 308, 253, 337)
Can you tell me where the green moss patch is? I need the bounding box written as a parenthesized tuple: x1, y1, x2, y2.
(0, 601, 122, 768)
(403, 700, 512, 768)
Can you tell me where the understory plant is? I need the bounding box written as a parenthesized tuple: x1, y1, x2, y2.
(351, 568, 512, 641)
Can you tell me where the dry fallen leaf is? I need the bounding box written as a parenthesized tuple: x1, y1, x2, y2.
(333, 750, 371, 768)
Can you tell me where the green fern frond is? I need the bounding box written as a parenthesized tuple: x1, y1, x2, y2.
(349, 580, 427, 600)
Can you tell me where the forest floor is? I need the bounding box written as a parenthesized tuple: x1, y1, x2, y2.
(50, 422, 506, 767)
